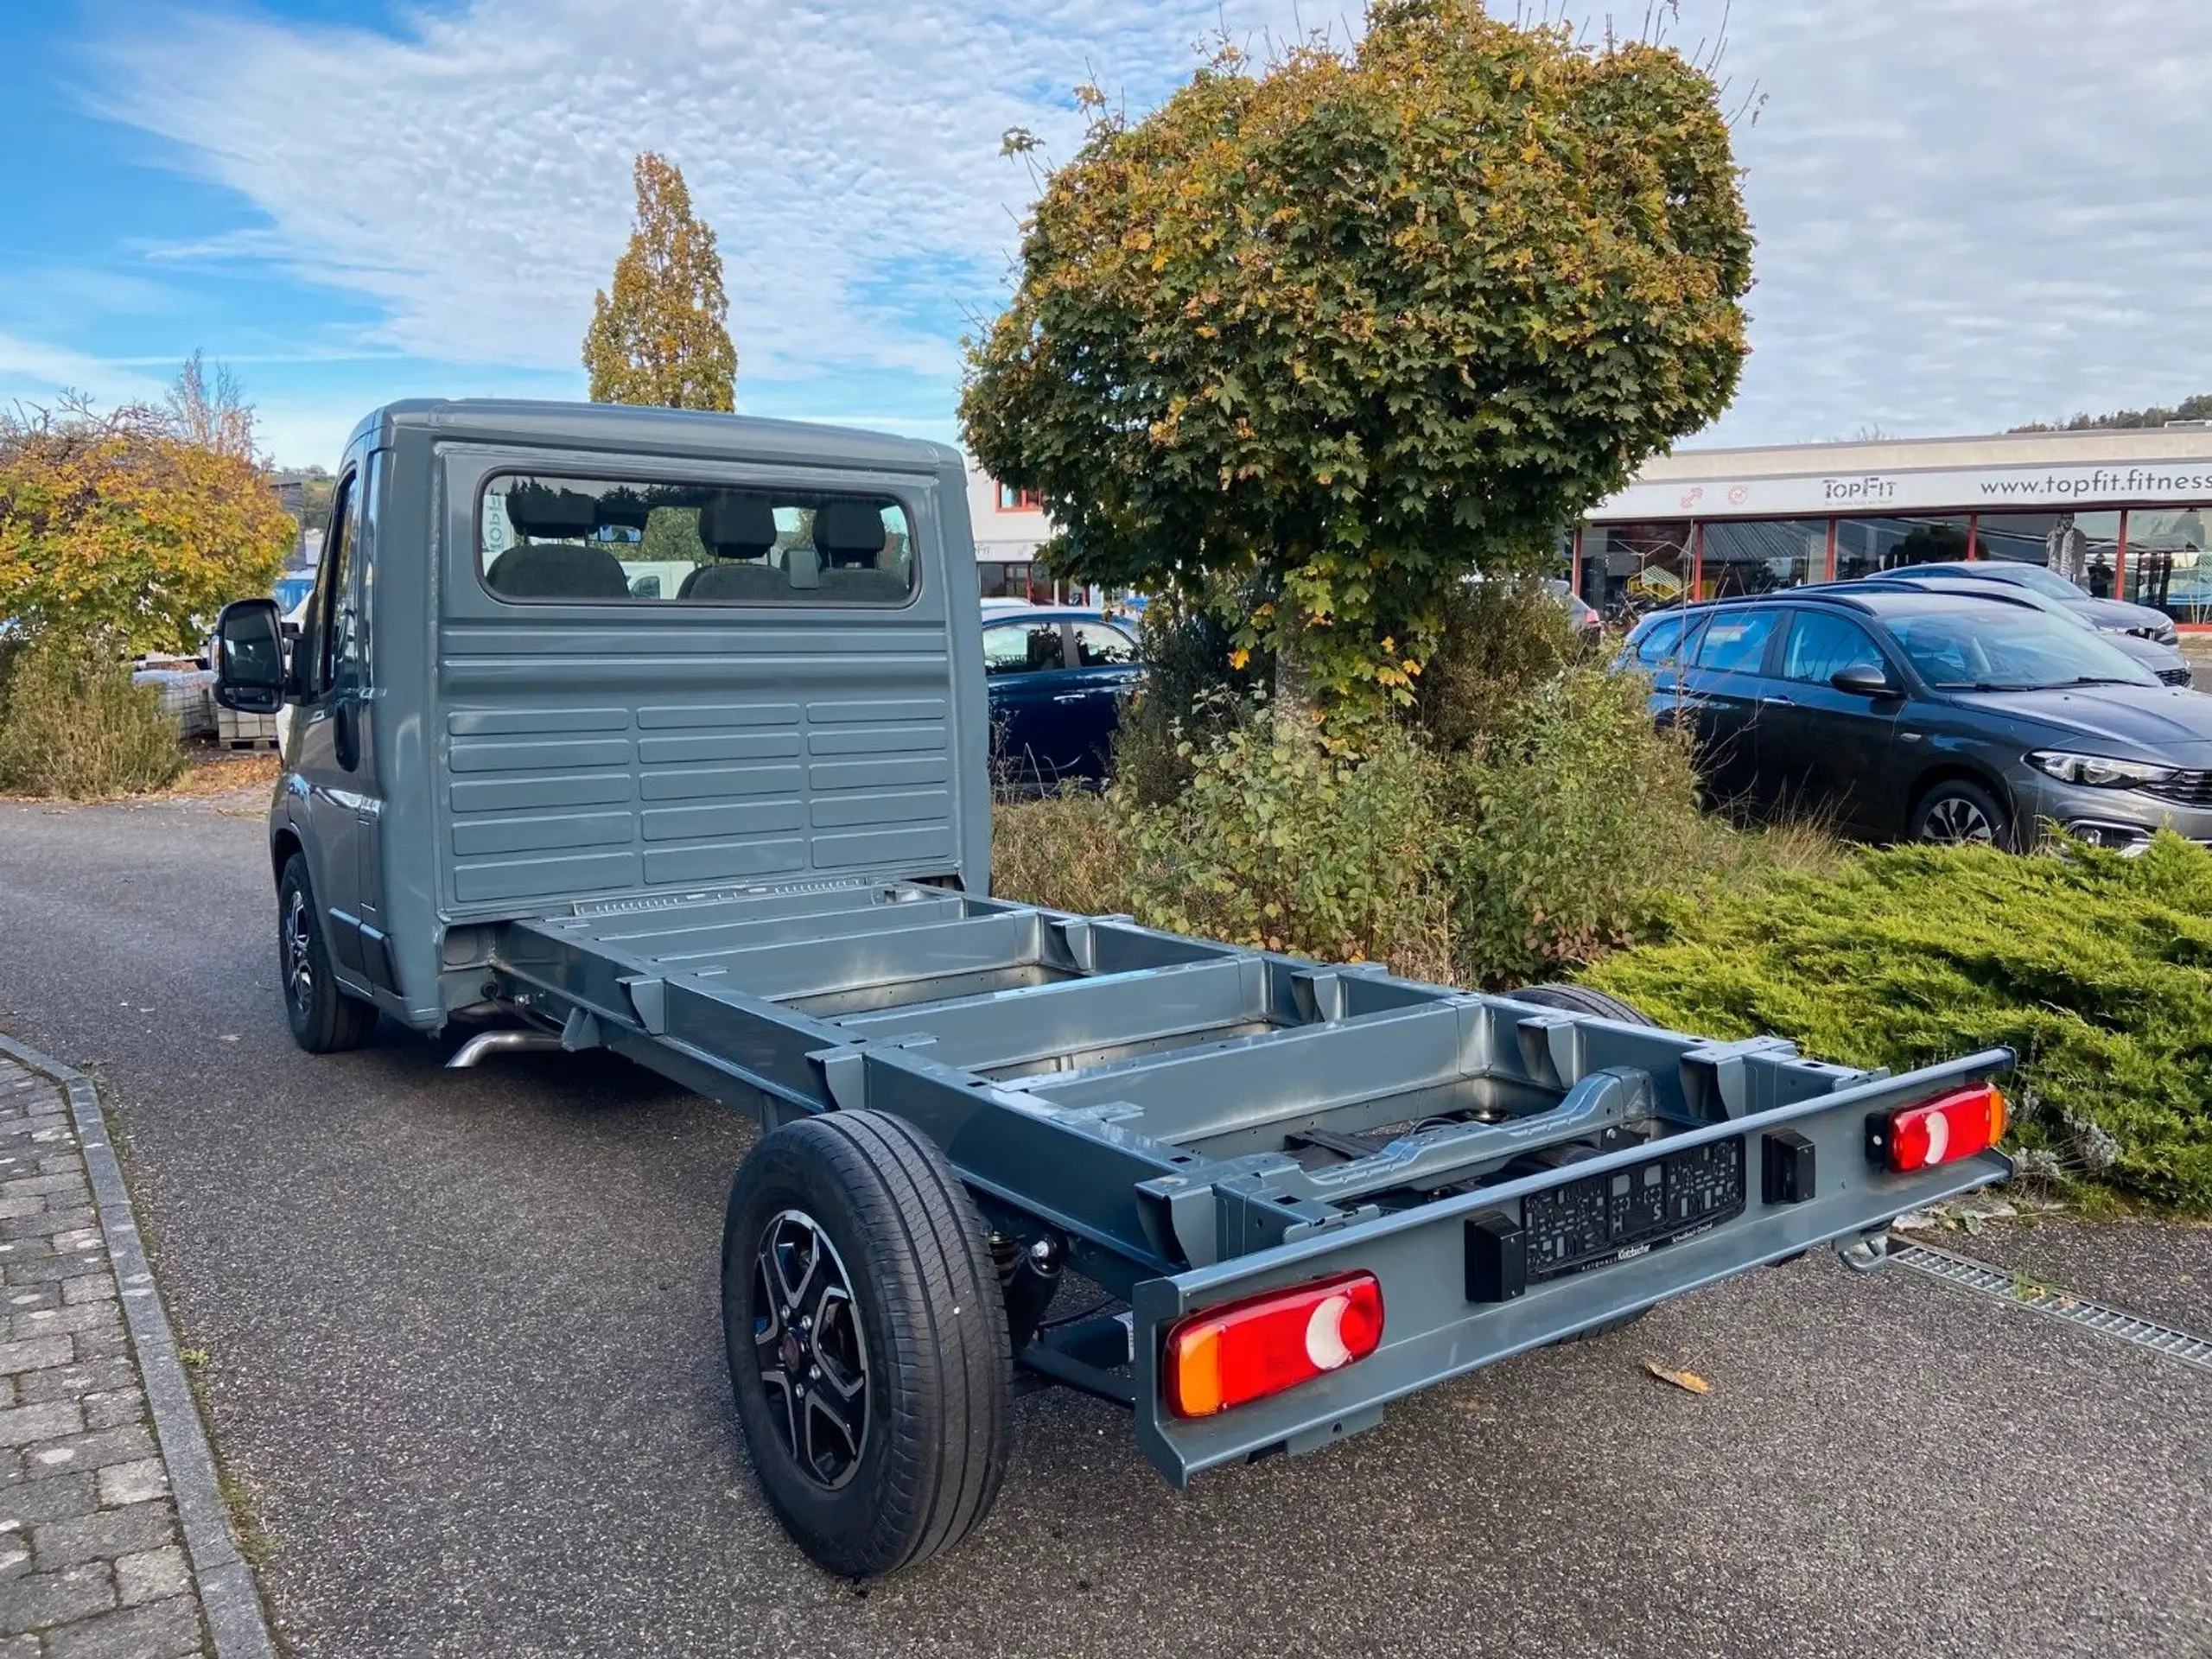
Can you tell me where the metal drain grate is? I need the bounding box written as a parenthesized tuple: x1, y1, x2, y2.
(1890, 1239, 2212, 1374)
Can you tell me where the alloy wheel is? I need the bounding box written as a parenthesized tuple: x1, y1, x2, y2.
(1920, 796, 1995, 845)
(284, 888, 315, 1012)
(751, 1210, 869, 1490)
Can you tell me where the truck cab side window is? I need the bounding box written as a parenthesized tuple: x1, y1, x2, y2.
(308, 473, 357, 696)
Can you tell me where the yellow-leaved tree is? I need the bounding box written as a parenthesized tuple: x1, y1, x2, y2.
(582, 152, 738, 410)
(0, 377, 293, 658)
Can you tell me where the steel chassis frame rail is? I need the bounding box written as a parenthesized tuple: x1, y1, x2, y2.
(487, 878, 2012, 1485)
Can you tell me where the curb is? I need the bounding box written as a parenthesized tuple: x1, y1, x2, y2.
(0, 1032, 278, 1659)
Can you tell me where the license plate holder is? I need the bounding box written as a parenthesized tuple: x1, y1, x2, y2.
(1522, 1136, 1746, 1281)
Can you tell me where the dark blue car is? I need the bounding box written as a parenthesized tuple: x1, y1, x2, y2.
(982, 604, 1141, 789)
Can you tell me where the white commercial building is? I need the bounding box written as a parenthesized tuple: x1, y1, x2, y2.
(1574, 425, 2212, 631)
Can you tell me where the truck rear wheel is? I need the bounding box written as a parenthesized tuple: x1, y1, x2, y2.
(277, 856, 378, 1054)
(721, 1110, 1009, 1579)
(1503, 982, 1657, 1027)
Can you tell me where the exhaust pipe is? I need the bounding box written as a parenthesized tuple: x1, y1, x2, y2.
(446, 1030, 565, 1069)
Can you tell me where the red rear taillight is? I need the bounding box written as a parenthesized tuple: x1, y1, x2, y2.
(1165, 1272, 1384, 1419)
(1870, 1083, 2008, 1173)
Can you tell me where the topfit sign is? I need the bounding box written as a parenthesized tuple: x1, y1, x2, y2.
(1592, 462, 2212, 522)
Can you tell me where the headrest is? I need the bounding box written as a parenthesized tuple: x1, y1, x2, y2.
(813, 499, 887, 565)
(698, 493, 778, 557)
(503, 483, 598, 538)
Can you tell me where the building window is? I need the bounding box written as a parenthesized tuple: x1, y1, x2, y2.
(1833, 516, 1969, 582)
(2124, 506, 2212, 623)
(978, 561, 1032, 600)
(1579, 523, 1693, 620)
(1975, 510, 2121, 599)
(996, 483, 1043, 512)
(1698, 518, 1829, 600)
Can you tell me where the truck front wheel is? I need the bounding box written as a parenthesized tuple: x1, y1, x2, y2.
(721, 1110, 1009, 1578)
(276, 856, 378, 1053)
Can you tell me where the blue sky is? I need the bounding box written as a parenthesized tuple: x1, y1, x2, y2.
(9, 0, 2212, 468)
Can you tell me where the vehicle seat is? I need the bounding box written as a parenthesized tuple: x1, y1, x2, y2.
(486, 483, 630, 599)
(812, 499, 910, 602)
(485, 540, 630, 599)
(679, 493, 785, 601)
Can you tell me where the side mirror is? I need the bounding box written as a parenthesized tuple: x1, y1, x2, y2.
(1830, 664, 1898, 699)
(213, 598, 285, 714)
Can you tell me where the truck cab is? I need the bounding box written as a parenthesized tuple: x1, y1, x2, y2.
(214, 399, 988, 1044)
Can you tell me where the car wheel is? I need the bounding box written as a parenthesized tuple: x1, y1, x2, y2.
(277, 855, 378, 1053)
(722, 1111, 1010, 1579)
(1910, 779, 2013, 849)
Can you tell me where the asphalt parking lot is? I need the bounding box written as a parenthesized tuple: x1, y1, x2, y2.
(1, 795, 2207, 1658)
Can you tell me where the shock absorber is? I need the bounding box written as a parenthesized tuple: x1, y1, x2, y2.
(999, 1234, 1066, 1353)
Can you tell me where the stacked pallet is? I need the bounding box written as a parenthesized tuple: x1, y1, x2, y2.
(216, 706, 280, 750)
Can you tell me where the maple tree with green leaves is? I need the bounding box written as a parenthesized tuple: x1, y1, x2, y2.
(962, 0, 1753, 727)
(583, 152, 738, 411)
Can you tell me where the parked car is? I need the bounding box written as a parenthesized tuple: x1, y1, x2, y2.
(1853, 572, 2192, 686)
(1621, 588, 2212, 851)
(983, 605, 1141, 789)
(1545, 578, 1604, 643)
(1891, 559, 2179, 645)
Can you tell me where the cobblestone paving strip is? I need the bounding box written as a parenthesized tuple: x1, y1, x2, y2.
(0, 1041, 275, 1658)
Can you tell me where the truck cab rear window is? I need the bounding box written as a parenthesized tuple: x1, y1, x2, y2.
(478, 474, 916, 606)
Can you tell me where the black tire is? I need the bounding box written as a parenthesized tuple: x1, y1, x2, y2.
(1909, 778, 2014, 849)
(1503, 983, 1658, 1027)
(1504, 983, 1654, 1340)
(277, 855, 378, 1054)
(721, 1110, 1010, 1579)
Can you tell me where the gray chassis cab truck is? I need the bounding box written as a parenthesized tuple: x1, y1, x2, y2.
(211, 400, 2014, 1579)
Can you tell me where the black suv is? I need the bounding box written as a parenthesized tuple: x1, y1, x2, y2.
(1622, 588, 2212, 850)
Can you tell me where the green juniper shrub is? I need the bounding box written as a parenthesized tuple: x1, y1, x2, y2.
(1584, 836, 2212, 1211)
(0, 628, 186, 798)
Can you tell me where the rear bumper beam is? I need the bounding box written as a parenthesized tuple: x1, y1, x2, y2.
(1127, 1056, 2011, 1486)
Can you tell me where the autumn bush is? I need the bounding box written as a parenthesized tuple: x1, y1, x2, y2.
(0, 629, 184, 798)
(994, 657, 1736, 990)
(1108, 588, 1269, 807)
(964, 1, 1751, 726)
(0, 397, 292, 658)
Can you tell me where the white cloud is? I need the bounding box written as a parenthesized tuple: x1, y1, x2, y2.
(0, 334, 167, 409)
(1675, 0, 2212, 442)
(95, 0, 1314, 386)
(88, 0, 2212, 449)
